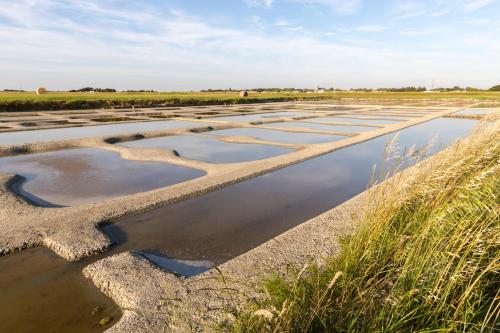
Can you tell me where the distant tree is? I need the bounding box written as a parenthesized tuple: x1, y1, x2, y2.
(69, 87, 116, 93)
(489, 85, 500, 91)
(432, 86, 465, 92)
(378, 86, 426, 92)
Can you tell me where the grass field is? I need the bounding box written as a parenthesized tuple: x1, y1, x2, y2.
(1, 91, 500, 112)
(234, 116, 500, 332)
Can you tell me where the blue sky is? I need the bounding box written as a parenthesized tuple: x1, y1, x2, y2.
(0, 0, 499, 91)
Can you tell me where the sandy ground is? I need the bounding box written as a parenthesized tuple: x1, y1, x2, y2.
(0, 101, 491, 332)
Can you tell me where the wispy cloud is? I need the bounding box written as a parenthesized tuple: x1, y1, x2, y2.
(244, 0, 274, 8)
(394, 1, 428, 20)
(463, 0, 495, 12)
(287, 0, 363, 13)
(274, 18, 304, 31)
(355, 24, 385, 32)
(244, 0, 363, 14)
(428, 8, 453, 17)
(400, 28, 445, 36)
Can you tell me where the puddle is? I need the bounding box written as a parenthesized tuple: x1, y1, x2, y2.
(118, 135, 294, 164)
(138, 252, 213, 277)
(211, 112, 314, 122)
(0, 148, 204, 206)
(267, 121, 377, 133)
(0, 120, 212, 146)
(454, 108, 496, 115)
(0, 247, 121, 333)
(206, 127, 345, 144)
(0, 117, 478, 332)
(311, 116, 405, 125)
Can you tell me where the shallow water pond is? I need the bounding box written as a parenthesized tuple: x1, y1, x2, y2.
(206, 127, 345, 144)
(118, 135, 293, 164)
(0, 120, 212, 146)
(0, 148, 204, 206)
(311, 116, 405, 125)
(210, 111, 315, 122)
(267, 121, 377, 133)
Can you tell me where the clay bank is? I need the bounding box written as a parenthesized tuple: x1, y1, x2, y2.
(0, 102, 494, 332)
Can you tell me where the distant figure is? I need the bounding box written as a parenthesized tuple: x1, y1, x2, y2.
(36, 87, 47, 95)
(240, 90, 248, 97)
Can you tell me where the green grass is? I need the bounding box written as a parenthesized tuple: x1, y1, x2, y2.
(233, 116, 500, 332)
(1, 91, 499, 112)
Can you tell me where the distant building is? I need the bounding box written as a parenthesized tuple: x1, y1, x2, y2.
(314, 85, 325, 93)
(239, 90, 248, 97)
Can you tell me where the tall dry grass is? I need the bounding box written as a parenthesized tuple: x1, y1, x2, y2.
(234, 116, 499, 332)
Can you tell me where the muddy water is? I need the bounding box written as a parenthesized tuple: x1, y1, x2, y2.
(0, 247, 121, 333)
(206, 127, 345, 144)
(0, 120, 212, 146)
(0, 148, 204, 206)
(118, 135, 293, 164)
(268, 121, 377, 133)
(0, 117, 478, 333)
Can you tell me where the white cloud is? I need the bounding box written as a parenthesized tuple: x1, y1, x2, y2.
(355, 24, 385, 32)
(400, 28, 445, 36)
(428, 8, 453, 17)
(244, 0, 274, 8)
(394, 1, 428, 19)
(463, 0, 495, 12)
(274, 18, 304, 31)
(244, 0, 362, 14)
(287, 0, 362, 13)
